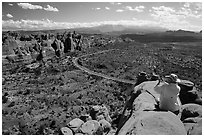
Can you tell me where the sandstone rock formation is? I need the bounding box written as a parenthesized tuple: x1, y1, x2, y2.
(116, 81, 187, 135)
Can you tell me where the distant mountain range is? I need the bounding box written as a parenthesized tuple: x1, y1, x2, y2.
(71, 24, 168, 34)
(120, 29, 202, 43)
(3, 24, 201, 36)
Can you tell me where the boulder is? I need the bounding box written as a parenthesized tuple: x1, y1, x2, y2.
(118, 111, 187, 135)
(80, 120, 100, 135)
(180, 103, 202, 121)
(99, 119, 111, 134)
(26, 62, 40, 69)
(67, 118, 84, 132)
(60, 127, 73, 135)
(43, 127, 55, 135)
(107, 129, 116, 135)
(96, 115, 105, 121)
(90, 105, 112, 122)
(79, 114, 92, 122)
(75, 133, 85, 135)
(92, 105, 100, 112)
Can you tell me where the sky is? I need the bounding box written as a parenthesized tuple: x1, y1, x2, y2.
(2, 1, 202, 31)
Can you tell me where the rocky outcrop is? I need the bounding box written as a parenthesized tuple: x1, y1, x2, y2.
(116, 81, 187, 135)
(60, 104, 113, 135)
(2, 39, 18, 55)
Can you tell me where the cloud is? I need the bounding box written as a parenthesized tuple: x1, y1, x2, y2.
(183, 2, 202, 11)
(178, 7, 201, 18)
(17, 3, 59, 12)
(194, 3, 202, 11)
(6, 13, 13, 18)
(2, 19, 158, 31)
(2, 18, 201, 32)
(116, 9, 124, 12)
(149, 5, 201, 31)
(8, 3, 13, 6)
(151, 5, 201, 19)
(110, 2, 122, 5)
(105, 7, 110, 10)
(184, 2, 190, 8)
(93, 7, 110, 10)
(44, 5, 59, 12)
(125, 5, 145, 12)
(115, 5, 145, 13)
(17, 3, 43, 10)
(152, 6, 175, 13)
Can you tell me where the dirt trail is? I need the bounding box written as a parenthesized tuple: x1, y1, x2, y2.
(72, 49, 135, 85)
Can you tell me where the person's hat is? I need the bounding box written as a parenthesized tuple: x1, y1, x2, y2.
(165, 74, 181, 83)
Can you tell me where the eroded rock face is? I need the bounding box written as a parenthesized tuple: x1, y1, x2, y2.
(117, 81, 187, 135)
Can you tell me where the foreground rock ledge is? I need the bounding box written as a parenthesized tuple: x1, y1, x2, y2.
(117, 81, 187, 135)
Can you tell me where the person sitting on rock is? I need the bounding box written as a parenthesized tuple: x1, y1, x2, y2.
(154, 74, 181, 115)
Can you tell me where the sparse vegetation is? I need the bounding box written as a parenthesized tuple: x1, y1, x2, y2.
(2, 30, 202, 135)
